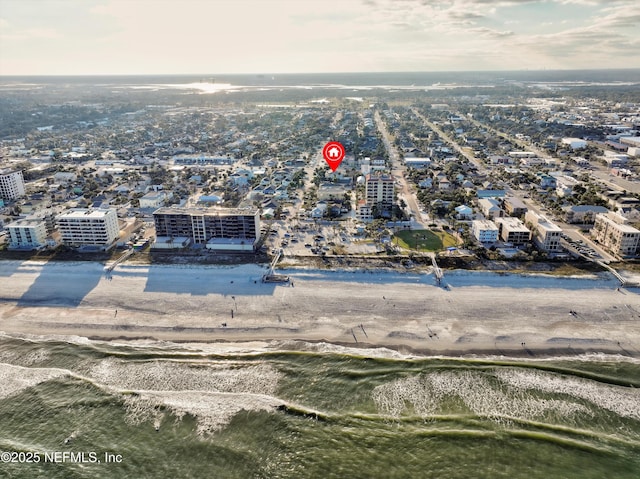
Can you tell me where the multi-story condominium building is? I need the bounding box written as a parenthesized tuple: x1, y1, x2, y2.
(356, 201, 373, 222)
(139, 191, 170, 208)
(592, 212, 640, 258)
(494, 217, 531, 245)
(6, 217, 47, 250)
(562, 205, 609, 224)
(471, 220, 499, 244)
(0, 169, 26, 200)
(503, 197, 528, 217)
(153, 207, 260, 250)
(365, 174, 394, 214)
(56, 208, 119, 249)
(525, 211, 562, 252)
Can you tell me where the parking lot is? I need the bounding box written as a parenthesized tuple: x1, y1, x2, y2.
(261, 219, 382, 257)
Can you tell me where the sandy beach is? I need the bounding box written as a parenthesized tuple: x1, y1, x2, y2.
(1, 259, 639, 357)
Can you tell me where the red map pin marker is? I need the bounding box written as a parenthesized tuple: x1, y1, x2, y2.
(322, 141, 346, 172)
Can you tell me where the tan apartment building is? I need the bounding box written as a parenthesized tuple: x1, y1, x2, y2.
(592, 212, 640, 258)
(503, 197, 528, 217)
(365, 174, 394, 214)
(525, 211, 562, 252)
(494, 217, 530, 245)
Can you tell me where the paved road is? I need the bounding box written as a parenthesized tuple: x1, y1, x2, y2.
(410, 107, 486, 173)
(374, 110, 427, 228)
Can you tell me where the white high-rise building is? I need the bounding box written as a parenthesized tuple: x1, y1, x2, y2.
(0, 170, 26, 200)
(57, 208, 120, 249)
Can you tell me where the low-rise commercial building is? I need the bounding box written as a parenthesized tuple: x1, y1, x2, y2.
(562, 138, 587, 149)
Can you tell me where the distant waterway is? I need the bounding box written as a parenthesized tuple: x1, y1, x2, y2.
(2, 69, 639, 91)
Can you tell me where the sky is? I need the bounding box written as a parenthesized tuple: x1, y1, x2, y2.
(0, 0, 639, 75)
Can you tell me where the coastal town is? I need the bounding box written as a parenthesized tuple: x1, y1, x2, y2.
(3, 0, 640, 475)
(1, 76, 640, 275)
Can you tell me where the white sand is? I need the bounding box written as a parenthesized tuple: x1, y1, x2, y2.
(1, 260, 639, 356)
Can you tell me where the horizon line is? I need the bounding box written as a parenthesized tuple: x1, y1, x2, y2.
(2, 67, 640, 78)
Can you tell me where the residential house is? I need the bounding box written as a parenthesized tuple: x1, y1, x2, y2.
(139, 191, 170, 208)
(537, 173, 557, 189)
(455, 205, 473, 220)
(478, 198, 502, 219)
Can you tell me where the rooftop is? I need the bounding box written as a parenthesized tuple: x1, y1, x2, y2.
(154, 206, 258, 216)
(58, 208, 115, 219)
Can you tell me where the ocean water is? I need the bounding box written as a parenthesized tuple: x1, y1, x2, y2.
(1, 335, 639, 478)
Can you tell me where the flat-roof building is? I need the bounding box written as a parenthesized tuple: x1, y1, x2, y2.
(503, 197, 528, 217)
(562, 205, 609, 224)
(0, 170, 26, 200)
(471, 220, 499, 244)
(562, 138, 587, 149)
(525, 211, 562, 252)
(57, 208, 120, 249)
(494, 217, 530, 245)
(592, 212, 640, 258)
(404, 158, 432, 169)
(365, 174, 394, 215)
(6, 217, 47, 250)
(153, 207, 260, 250)
(139, 191, 169, 208)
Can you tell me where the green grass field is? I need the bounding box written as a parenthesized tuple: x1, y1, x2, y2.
(393, 229, 458, 252)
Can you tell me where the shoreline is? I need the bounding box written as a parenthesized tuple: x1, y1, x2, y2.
(1, 259, 639, 359)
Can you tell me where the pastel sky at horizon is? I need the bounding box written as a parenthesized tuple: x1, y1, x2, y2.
(1, 0, 639, 75)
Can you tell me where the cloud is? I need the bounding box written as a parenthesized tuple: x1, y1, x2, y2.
(2, 0, 639, 74)
(470, 27, 515, 37)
